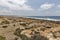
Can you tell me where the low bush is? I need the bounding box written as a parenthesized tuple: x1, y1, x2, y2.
(0, 36, 5, 40)
(2, 26, 8, 28)
(1, 20, 10, 24)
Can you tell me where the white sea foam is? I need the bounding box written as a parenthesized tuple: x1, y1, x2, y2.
(24, 17, 60, 21)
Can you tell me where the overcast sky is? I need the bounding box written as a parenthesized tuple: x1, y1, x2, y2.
(0, 0, 60, 16)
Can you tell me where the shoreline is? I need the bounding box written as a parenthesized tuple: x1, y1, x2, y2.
(24, 17, 60, 21)
(0, 16, 60, 40)
(0, 15, 60, 21)
(0, 16, 60, 24)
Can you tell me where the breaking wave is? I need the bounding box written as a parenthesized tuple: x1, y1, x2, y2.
(25, 17, 60, 21)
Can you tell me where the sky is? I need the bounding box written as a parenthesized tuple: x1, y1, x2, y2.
(0, 0, 60, 16)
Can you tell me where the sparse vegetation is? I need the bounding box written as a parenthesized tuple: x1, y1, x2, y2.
(0, 36, 5, 40)
(14, 27, 48, 40)
(14, 37, 18, 40)
(20, 23, 27, 26)
(13, 24, 15, 26)
(14, 28, 29, 40)
(14, 28, 21, 36)
(2, 25, 8, 28)
(40, 27, 46, 31)
(0, 16, 60, 40)
(29, 32, 48, 40)
(20, 35, 28, 40)
(12, 19, 17, 23)
(1, 20, 10, 24)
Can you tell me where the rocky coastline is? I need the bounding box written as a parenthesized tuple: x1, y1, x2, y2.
(0, 16, 60, 40)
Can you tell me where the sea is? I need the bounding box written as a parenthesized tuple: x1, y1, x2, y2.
(26, 16, 60, 21)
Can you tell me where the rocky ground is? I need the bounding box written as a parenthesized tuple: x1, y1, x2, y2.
(0, 16, 60, 40)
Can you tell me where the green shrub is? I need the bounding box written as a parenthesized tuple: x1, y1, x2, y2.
(1, 20, 10, 24)
(20, 35, 28, 40)
(29, 32, 48, 40)
(20, 23, 27, 26)
(14, 28, 21, 36)
(14, 28, 28, 40)
(0, 36, 5, 40)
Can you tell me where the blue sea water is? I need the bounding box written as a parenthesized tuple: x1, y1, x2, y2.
(26, 16, 60, 21)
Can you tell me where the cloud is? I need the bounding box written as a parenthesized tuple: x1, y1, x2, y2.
(57, 5, 60, 8)
(40, 3, 55, 10)
(0, 0, 33, 10)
